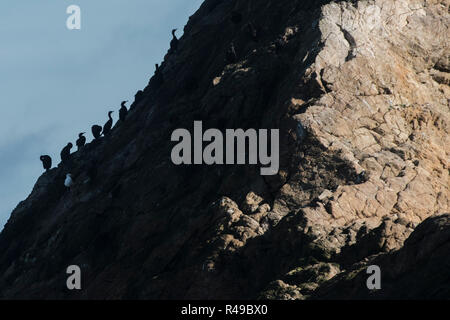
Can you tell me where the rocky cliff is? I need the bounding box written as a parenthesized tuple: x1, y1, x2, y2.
(0, 0, 448, 299)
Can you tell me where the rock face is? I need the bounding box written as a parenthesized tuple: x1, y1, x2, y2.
(0, 0, 448, 299)
(312, 213, 450, 299)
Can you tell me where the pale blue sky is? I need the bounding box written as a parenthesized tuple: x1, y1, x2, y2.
(0, 0, 203, 230)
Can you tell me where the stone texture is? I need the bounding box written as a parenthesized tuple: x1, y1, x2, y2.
(0, 0, 448, 299)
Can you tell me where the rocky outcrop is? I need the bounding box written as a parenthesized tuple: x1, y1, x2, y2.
(0, 0, 448, 299)
(312, 213, 450, 299)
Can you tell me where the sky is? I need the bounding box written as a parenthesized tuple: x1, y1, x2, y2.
(0, 0, 204, 230)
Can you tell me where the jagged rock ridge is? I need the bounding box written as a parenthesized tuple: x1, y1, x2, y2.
(0, 0, 448, 299)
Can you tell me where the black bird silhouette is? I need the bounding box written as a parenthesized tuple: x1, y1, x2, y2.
(91, 125, 102, 139)
(119, 101, 128, 122)
(170, 29, 178, 53)
(226, 42, 237, 64)
(40, 155, 52, 172)
(76, 132, 86, 150)
(60, 143, 73, 164)
(102, 111, 114, 136)
(230, 11, 243, 24)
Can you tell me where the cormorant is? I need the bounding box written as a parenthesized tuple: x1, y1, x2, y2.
(170, 29, 179, 53)
(102, 111, 114, 136)
(92, 125, 102, 140)
(40, 155, 52, 172)
(230, 11, 243, 24)
(119, 101, 128, 122)
(60, 143, 73, 164)
(76, 133, 86, 150)
(226, 42, 237, 64)
(247, 22, 258, 42)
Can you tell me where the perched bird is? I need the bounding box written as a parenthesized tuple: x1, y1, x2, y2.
(91, 125, 102, 140)
(119, 101, 128, 122)
(60, 143, 73, 164)
(64, 173, 74, 189)
(170, 29, 179, 53)
(230, 11, 243, 24)
(226, 42, 237, 64)
(40, 155, 52, 172)
(102, 111, 114, 136)
(76, 133, 86, 150)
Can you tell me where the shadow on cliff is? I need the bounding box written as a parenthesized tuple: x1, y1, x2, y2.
(0, 0, 368, 299)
